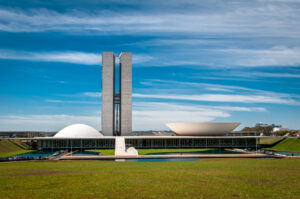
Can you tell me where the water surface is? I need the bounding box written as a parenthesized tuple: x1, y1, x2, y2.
(16, 151, 54, 158)
(106, 158, 201, 162)
(146, 149, 244, 155)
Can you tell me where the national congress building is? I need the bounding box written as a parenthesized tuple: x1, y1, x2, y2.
(26, 52, 258, 151)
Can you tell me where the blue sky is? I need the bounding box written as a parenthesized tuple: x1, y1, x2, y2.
(0, 0, 300, 131)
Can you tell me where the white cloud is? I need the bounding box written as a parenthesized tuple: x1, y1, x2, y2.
(205, 87, 234, 92)
(134, 102, 266, 112)
(0, 114, 100, 131)
(138, 79, 294, 100)
(83, 92, 101, 97)
(0, 49, 101, 65)
(143, 79, 262, 93)
(0, 4, 299, 37)
(53, 83, 297, 105)
(132, 55, 153, 64)
(201, 105, 266, 112)
(214, 46, 300, 67)
(120, 45, 300, 68)
(228, 71, 300, 78)
(148, 46, 300, 68)
(45, 99, 100, 104)
(133, 93, 295, 104)
(0, 49, 152, 65)
(0, 5, 299, 67)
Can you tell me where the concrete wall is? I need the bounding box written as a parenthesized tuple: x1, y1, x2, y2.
(102, 52, 115, 136)
(120, 52, 132, 136)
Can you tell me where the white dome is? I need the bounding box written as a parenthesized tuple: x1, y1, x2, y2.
(54, 124, 103, 138)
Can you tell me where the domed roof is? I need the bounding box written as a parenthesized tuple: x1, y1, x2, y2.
(54, 124, 103, 138)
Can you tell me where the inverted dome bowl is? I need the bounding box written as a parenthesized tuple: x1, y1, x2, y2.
(166, 122, 240, 136)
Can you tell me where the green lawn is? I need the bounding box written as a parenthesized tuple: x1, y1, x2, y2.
(259, 137, 284, 145)
(87, 148, 213, 155)
(87, 149, 115, 155)
(137, 148, 213, 155)
(265, 138, 300, 153)
(0, 139, 34, 157)
(0, 159, 300, 199)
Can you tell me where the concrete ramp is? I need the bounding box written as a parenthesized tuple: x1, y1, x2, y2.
(115, 137, 126, 155)
(115, 137, 138, 156)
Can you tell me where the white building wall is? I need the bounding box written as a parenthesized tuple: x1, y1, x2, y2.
(120, 52, 132, 136)
(102, 52, 115, 136)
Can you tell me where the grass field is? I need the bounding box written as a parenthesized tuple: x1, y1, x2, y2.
(259, 137, 284, 145)
(87, 148, 213, 155)
(87, 149, 114, 155)
(0, 159, 300, 199)
(0, 140, 34, 157)
(265, 138, 300, 153)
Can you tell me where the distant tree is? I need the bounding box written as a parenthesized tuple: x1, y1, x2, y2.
(262, 126, 273, 134)
(241, 127, 252, 132)
(241, 126, 273, 134)
(273, 131, 291, 136)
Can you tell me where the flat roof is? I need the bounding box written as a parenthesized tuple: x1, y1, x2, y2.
(21, 135, 261, 140)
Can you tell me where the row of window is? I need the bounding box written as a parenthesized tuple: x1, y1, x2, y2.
(38, 138, 257, 149)
(126, 138, 256, 148)
(39, 139, 115, 149)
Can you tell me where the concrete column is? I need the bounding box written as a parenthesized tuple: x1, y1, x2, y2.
(119, 52, 132, 136)
(102, 52, 115, 136)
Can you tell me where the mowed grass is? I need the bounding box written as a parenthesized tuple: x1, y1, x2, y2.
(87, 148, 213, 155)
(0, 140, 34, 157)
(137, 148, 213, 155)
(1, 159, 300, 199)
(266, 138, 300, 153)
(87, 149, 114, 155)
(259, 137, 284, 145)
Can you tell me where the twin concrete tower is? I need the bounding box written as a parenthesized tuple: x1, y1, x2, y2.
(101, 52, 132, 136)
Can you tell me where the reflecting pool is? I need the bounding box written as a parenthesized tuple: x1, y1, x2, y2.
(146, 149, 244, 155)
(102, 158, 201, 162)
(16, 151, 54, 158)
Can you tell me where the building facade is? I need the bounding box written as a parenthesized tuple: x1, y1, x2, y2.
(35, 136, 258, 150)
(102, 52, 132, 136)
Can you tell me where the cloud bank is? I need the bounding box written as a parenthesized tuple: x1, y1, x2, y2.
(0, 3, 299, 37)
(0, 49, 152, 65)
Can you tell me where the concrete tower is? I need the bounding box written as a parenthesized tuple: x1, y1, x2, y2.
(101, 52, 132, 136)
